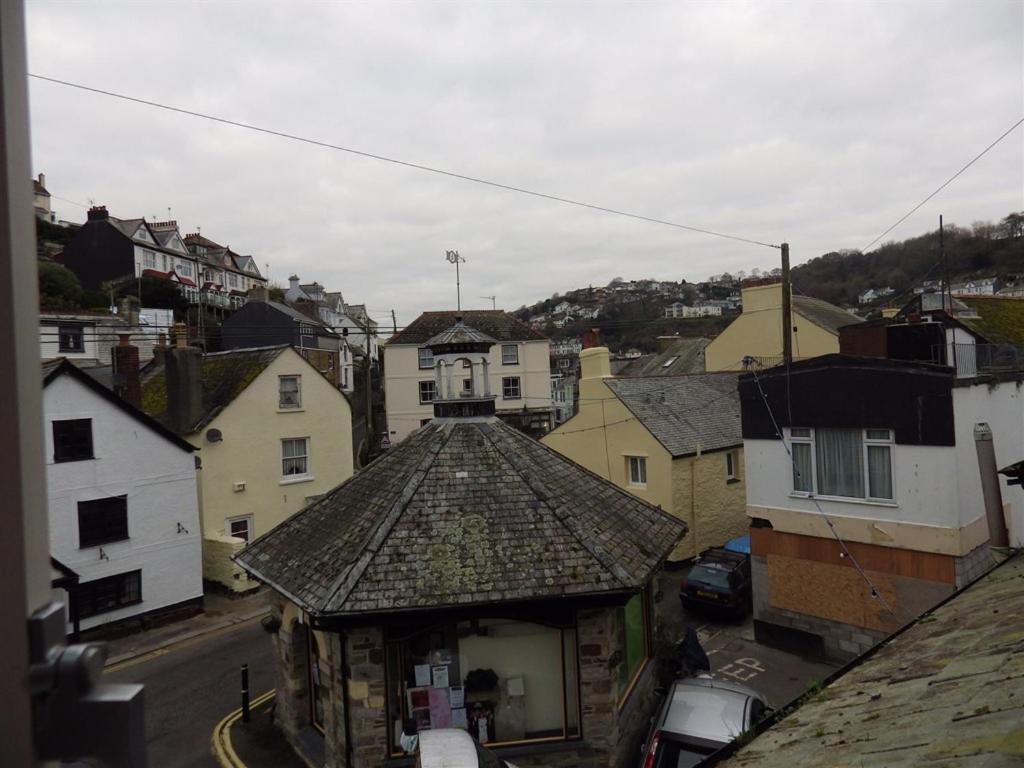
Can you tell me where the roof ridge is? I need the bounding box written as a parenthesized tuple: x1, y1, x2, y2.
(479, 421, 634, 588)
(322, 424, 454, 613)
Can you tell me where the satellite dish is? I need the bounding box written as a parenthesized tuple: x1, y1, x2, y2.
(206, 428, 223, 443)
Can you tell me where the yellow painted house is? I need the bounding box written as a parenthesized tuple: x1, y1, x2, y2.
(141, 342, 354, 591)
(542, 347, 746, 560)
(704, 279, 861, 371)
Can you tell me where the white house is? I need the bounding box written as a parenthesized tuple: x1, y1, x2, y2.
(950, 277, 1001, 296)
(43, 357, 203, 636)
(740, 353, 1021, 661)
(383, 310, 553, 442)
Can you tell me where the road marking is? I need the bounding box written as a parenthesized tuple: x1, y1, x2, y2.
(106, 613, 268, 673)
(211, 688, 276, 768)
(719, 657, 765, 682)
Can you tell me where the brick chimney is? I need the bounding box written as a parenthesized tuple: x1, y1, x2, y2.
(165, 322, 203, 435)
(87, 205, 109, 222)
(582, 328, 601, 349)
(112, 334, 141, 408)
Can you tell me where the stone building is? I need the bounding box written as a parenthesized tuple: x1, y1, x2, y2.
(236, 318, 687, 767)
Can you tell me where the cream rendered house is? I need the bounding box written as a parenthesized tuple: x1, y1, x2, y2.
(383, 310, 552, 442)
(542, 347, 746, 561)
(704, 278, 860, 371)
(141, 339, 354, 591)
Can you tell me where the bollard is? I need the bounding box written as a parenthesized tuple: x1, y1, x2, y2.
(241, 664, 250, 723)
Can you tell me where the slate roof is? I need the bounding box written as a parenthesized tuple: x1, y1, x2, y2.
(140, 345, 288, 434)
(43, 358, 196, 452)
(235, 418, 687, 617)
(793, 295, 862, 334)
(604, 374, 741, 457)
(617, 338, 710, 377)
(265, 301, 337, 334)
(388, 310, 547, 345)
(957, 296, 1024, 345)
(715, 552, 1024, 768)
(426, 320, 497, 348)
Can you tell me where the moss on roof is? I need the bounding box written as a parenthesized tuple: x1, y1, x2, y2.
(959, 297, 1024, 344)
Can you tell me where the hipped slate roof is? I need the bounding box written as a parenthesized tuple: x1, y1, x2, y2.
(715, 553, 1024, 768)
(426, 320, 497, 348)
(605, 374, 741, 457)
(793, 295, 862, 334)
(140, 345, 288, 434)
(388, 310, 547, 345)
(235, 418, 687, 617)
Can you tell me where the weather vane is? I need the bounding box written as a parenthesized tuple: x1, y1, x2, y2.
(445, 250, 465, 310)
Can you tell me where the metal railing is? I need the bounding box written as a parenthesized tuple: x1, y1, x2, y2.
(943, 343, 1024, 377)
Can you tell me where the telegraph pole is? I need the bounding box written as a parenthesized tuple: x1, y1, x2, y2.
(391, 309, 397, 335)
(781, 242, 793, 366)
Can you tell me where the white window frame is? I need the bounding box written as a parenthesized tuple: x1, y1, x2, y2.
(279, 375, 302, 409)
(788, 427, 895, 503)
(281, 437, 310, 480)
(502, 376, 521, 400)
(725, 449, 739, 482)
(418, 380, 436, 403)
(418, 347, 434, 369)
(627, 455, 647, 487)
(227, 515, 253, 544)
(501, 344, 519, 365)
(142, 249, 156, 269)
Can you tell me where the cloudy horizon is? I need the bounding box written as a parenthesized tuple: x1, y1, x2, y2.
(26, 1, 1023, 327)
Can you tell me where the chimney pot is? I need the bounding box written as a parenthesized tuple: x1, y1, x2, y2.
(87, 205, 109, 222)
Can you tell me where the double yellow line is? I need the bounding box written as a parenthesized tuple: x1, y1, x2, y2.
(211, 689, 276, 767)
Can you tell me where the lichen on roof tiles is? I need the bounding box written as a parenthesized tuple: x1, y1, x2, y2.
(235, 418, 687, 616)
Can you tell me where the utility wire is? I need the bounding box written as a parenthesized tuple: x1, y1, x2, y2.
(861, 116, 1024, 253)
(29, 73, 780, 251)
(746, 363, 897, 616)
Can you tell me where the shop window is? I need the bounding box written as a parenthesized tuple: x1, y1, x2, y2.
(616, 592, 651, 705)
(385, 618, 580, 755)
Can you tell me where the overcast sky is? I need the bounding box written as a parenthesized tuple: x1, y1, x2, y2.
(26, 1, 1023, 327)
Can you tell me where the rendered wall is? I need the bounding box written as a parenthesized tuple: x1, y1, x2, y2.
(197, 349, 353, 588)
(44, 374, 203, 632)
(384, 339, 552, 443)
(670, 449, 748, 560)
(704, 282, 840, 371)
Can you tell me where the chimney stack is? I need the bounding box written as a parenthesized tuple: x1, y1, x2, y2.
(87, 205, 109, 222)
(112, 333, 141, 409)
(582, 328, 601, 349)
(153, 333, 168, 367)
(288, 274, 301, 290)
(657, 334, 681, 353)
(248, 285, 269, 303)
(38, 172, 46, 189)
(579, 347, 612, 381)
(165, 323, 203, 435)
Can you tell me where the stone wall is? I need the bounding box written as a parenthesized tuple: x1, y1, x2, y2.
(202, 534, 259, 593)
(344, 627, 388, 768)
(954, 541, 993, 587)
(270, 595, 312, 743)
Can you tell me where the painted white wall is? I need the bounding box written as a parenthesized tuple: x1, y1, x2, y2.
(40, 320, 102, 362)
(44, 374, 203, 633)
(743, 437, 961, 529)
(384, 339, 552, 442)
(952, 382, 1024, 546)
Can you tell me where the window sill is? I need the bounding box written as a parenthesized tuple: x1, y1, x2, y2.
(53, 455, 95, 464)
(277, 407, 305, 413)
(280, 474, 315, 486)
(79, 536, 130, 550)
(788, 492, 897, 508)
(628, 482, 648, 490)
(727, 477, 741, 485)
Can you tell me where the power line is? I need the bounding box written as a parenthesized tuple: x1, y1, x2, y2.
(28, 73, 781, 251)
(861, 116, 1024, 253)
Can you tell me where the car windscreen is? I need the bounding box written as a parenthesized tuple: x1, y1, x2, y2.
(688, 564, 731, 589)
(656, 738, 717, 768)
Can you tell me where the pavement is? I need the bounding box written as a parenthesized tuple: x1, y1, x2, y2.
(105, 588, 271, 668)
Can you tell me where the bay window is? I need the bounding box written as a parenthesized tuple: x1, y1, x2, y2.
(789, 427, 894, 501)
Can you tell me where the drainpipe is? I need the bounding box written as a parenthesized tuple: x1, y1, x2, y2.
(691, 442, 702, 556)
(974, 423, 1009, 547)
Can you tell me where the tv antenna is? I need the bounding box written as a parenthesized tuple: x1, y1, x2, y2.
(445, 250, 465, 310)
(480, 295, 496, 310)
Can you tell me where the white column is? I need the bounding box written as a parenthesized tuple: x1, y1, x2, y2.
(481, 357, 491, 396)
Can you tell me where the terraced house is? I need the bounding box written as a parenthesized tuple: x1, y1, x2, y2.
(140, 333, 353, 591)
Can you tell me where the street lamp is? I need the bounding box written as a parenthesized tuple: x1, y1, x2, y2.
(446, 250, 465, 310)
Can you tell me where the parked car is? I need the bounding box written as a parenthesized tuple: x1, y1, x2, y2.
(416, 728, 519, 768)
(679, 546, 751, 617)
(639, 677, 769, 768)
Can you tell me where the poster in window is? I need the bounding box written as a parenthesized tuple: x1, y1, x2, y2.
(428, 687, 451, 728)
(449, 685, 465, 708)
(414, 664, 431, 687)
(431, 665, 449, 688)
(451, 707, 468, 729)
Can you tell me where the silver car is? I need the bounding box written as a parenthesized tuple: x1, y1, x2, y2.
(639, 677, 769, 768)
